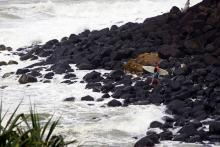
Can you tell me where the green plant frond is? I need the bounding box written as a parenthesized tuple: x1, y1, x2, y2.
(3, 101, 22, 132)
(1, 108, 9, 123)
(40, 115, 53, 140)
(45, 119, 59, 143)
(64, 139, 77, 145)
(19, 113, 31, 130)
(7, 113, 25, 133)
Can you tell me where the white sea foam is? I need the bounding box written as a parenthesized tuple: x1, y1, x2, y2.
(0, 0, 202, 49)
(0, 51, 168, 146)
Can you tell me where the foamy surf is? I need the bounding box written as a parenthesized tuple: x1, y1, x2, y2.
(0, 50, 168, 146)
(0, 0, 202, 49)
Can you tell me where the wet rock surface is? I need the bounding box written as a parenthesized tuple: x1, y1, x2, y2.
(18, 74, 37, 84)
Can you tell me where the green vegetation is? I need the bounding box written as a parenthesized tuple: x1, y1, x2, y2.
(0, 102, 75, 147)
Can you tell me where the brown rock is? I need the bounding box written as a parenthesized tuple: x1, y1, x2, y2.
(8, 60, 18, 65)
(18, 74, 37, 84)
(0, 45, 6, 51)
(0, 61, 7, 66)
(124, 53, 160, 74)
(2, 72, 14, 78)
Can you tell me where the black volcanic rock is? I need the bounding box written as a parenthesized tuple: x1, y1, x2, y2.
(44, 72, 54, 79)
(16, 68, 30, 75)
(158, 45, 182, 59)
(81, 95, 94, 101)
(209, 121, 220, 135)
(107, 99, 122, 107)
(64, 73, 76, 79)
(83, 71, 102, 83)
(63, 97, 75, 101)
(178, 124, 198, 137)
(109, 70, 124, 81)
(18, 74, 37, 84)
(0, 61, 7, 66)
(77, 63, 95, 70)
(29, 70, 42, 77)
(102, 93, 110, 98)
(50, 60, 72, 74)
(134, 136, 154, 147)
(159, 131, 173, 140)
(150, 121, 163, 129)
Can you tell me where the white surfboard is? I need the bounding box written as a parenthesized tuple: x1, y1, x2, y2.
(142, 66, 169, 76)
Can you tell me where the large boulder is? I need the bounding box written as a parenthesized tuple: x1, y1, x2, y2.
(42, 39, 59, 49)
(178, 124, 198, 137)
(0, 61, 7, 66)
(83, 71, 102, 83)
(7, 60, 18, 65)
(158, 45, 182, 59)
(2, 72, 14, 78)
(102, 93, 110, 98)
(63, 73, 76, 79)
(109, 70, 124, 81)
(123, 53, 160, 74)
(149, 121, 163, 129)
(81, 95, 94, 101)
(18, 74, 37, 84)
(107, 99, 122, 107)
(167, 100, 186, 115)
(16, 68, 30, 75)
(50, 60, 72, 74)
(20, 53, 35, 61)
(0, 45, 6, 51)
(159, 131, 173, 140)
(44, 72, 54, 79)
(63, 97, 75, 101)
(101, 83, 115, 93)
(77, 63, 95, 70)
(170, 80, 181, 91)
(134, 136, 154, 147)
(209, 121, 220, 135)
(29, 71, 42, 77)
(169, 6, 182, 19)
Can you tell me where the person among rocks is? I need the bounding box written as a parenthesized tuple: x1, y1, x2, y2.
(151, 63, 160, 86)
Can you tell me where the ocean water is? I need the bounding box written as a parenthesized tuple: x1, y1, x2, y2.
(0, 0, 202, 49)
(0, 50, 169, 147)
(1, 0, 217, 147)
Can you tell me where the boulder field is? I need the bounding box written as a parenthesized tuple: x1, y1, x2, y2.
(8, 0, 220, 146)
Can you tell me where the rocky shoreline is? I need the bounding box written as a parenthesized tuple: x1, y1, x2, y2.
(1, 0, 220, 146)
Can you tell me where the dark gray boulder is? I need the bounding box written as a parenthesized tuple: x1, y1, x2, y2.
(81, 95, 94, 101)
(134, 136, 154, 147)
(209, 121, 220, 135)
(18, 74, 37, 84)
(63, 97, 75, 101)
(16, 68, 30, 75)
(107, 99, 122, 107)
(0, 61, 7, 66)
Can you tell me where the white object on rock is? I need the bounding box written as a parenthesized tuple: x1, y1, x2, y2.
(182, 0, 190, 12)
(142, 66, 169, 76)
